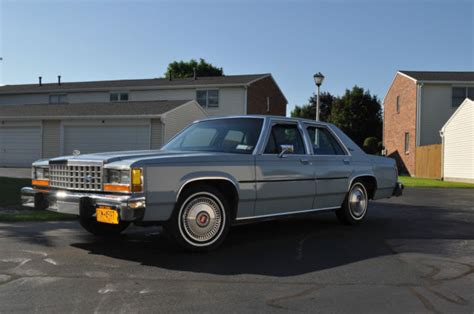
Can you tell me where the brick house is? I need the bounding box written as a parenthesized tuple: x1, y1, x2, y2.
(0, 73, 287, 166)
(383, 71, 474, 175)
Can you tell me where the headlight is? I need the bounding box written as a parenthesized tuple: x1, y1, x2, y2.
(106, 169, 130, 185)
(104, 168, 142, 193)
(33, 167, 49, 180)
(32, 166, 50, 187)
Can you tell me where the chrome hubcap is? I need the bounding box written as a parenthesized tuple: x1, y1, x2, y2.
(181, 196, 223, 243)
(349, 185, 367, 219)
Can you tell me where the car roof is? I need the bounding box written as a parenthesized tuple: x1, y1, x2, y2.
(196, 115, 333, 127)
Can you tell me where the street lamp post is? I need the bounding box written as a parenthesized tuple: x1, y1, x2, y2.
(313, 72, 325, 121)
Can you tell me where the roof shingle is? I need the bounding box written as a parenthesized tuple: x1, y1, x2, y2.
(400, 71, 474, 82)
(0, 74, 270, 94)
(0, 100, 194, 118)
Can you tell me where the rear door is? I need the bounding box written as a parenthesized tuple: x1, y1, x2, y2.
(254, 121, 315, 217)
(304, 124, 353, 209)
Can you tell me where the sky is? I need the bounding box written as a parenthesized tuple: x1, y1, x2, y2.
(1, 0, 473, 115)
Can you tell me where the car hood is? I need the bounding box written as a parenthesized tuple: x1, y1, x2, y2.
(46, 149, 239, 165)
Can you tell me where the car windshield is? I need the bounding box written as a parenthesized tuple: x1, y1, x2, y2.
(162, 118, 263, 154)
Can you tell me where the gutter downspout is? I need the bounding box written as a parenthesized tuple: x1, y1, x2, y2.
(415, 82, 423, 177)
(243, 86, 248, 115)
(415, 82, 423, 147)
(159, 115, 166, 148)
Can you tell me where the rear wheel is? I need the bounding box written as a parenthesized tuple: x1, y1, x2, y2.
(336, 181, 369, 225)
(79, 216, 130, 236)
(164, 184, 230, 252)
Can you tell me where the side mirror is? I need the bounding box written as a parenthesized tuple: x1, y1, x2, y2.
(278, 144, 294, 158)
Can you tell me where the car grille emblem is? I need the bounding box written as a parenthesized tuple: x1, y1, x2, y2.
(73, 150, 81, 156)
(84, 175, 93, 183)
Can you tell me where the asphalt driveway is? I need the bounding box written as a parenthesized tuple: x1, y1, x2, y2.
(0, 188, 473, 313)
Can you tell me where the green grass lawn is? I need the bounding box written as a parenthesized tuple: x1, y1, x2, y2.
(0, 176, 76, 222)
(399, 176, 474, 189)
(0, 210, 76, 222)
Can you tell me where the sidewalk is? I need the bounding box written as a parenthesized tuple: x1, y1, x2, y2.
(0, 168, 31, 179)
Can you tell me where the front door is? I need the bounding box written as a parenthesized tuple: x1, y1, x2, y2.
(255, 122, 315, 217)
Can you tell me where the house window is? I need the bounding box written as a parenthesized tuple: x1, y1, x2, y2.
(396, 96, 400, 113)
(452, 87, 474, 107)
(110, 92, 129, 102)
(196, 90, 219, 108)
(404, 132, 410, 154)
(49, 94, 68, 104)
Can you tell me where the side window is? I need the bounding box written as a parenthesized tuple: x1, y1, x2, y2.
(264, 124, 306, 154)
(306, 126, 345, 155)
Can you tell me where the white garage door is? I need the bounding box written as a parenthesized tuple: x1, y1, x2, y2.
(0, 126, 42, 167)
(63, 125, 150, 155)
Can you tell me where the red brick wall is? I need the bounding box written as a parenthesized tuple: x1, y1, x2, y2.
(247, 76, 287, 116)
(383, 73, 417, 175)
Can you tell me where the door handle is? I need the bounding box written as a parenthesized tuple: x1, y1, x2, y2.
(300, 158, 312, 165)
(343, 158, 350, 164)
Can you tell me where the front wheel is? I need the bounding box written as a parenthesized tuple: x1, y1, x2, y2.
(164, 185, 230, 252)
(336, 181, 369, 225)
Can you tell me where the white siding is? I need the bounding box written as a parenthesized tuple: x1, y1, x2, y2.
(150, 119, 163, 149)
(442, 99, 474, 182)
(0, 94, 50, 105)
(420, 84, 474, 145)
(163, 101, 208, 143)
(0, 86, 247, 117)
(131, 87, 246, 117)
(42, 120, 61, 158)
(205, 87, 246, 117)
(130, 89, 196, 101)
(420, 84, 457, 145)
(68, 92, 109, 103)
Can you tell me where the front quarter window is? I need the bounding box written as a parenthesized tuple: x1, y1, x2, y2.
(163, 118, 263, 154)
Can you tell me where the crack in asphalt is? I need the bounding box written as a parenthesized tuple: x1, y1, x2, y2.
(266, 286, 321, 312)
(409, 287, 441, 314)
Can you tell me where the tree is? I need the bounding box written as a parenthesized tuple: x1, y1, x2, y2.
(363, 137, 380, 154)
(329, 86, 382, 146)
(165, 58, 223, 79)
(290, 92, 335, 121)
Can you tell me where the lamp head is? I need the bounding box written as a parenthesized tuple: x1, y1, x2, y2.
(313, 72, 325, 86)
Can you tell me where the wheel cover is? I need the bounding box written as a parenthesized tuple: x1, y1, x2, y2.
(181, 195, 223, 243)
(349, 184, 367, 219)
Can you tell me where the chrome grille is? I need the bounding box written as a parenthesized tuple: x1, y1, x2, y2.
(49, 164, 103, 191)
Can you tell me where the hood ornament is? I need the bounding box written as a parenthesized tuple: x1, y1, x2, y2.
(72, 150, 81, 157)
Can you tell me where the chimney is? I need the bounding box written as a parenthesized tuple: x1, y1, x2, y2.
(38, 76, 42, 86)
(58, 75, 61, 85)
(193, 68, 197, 80)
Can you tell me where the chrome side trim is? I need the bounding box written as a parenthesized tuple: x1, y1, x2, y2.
(235, 206, 340, 221)
(176, 176, 239, 201)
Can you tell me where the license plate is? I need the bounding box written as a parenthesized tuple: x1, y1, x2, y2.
(96, 206, 119, 224)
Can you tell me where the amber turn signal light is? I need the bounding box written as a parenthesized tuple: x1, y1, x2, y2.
(131, 168, 143, 193)
(32, 179, 49, 187)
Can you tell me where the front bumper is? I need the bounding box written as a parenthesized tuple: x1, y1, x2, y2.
(392, 182, 404, 197)
(21, 187, 145, 221)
